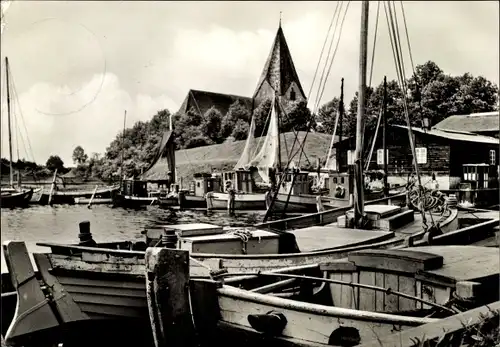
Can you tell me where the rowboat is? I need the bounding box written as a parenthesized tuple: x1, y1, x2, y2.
(0, 188, 33, 208)
(145, 245, 499, 347)
(37, 185, 119, 205)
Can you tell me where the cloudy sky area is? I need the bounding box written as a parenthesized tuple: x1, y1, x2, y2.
(1, 1, 498, 165)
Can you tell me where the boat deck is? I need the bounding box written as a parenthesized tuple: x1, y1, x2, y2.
(290, 226, 394, 252)
(414, 246, 499, 282)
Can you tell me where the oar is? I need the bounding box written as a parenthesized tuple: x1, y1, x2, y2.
(87, 184, 98, 209)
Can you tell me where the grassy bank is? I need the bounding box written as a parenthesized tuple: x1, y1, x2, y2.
(173, 131, 334, 187)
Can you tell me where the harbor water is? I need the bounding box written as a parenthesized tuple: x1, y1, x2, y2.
(1, 205, 266, 273)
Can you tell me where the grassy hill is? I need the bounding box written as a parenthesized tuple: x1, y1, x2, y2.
(173, 131, 338, 186)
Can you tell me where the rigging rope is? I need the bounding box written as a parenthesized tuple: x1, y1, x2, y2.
(9, 64, 36, 164)
(314, 2, 351, 114)
(384, 1, 435, 230)
(306, 1, 341, 102)
(368, 1, 381, 88)
(313, 1, 344, 113)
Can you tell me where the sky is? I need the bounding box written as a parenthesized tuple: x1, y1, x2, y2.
(0, 1, 498, 166)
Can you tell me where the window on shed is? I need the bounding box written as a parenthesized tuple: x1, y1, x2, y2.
(415, 147, 427, 164)
(377, 149, 389, 165)
(490, 150, 496, 165)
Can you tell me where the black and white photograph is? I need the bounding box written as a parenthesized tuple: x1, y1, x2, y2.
(1, 1, 499, 346)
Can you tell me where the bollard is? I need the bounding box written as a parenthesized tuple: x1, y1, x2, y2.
(78, 221, 97, 247)
(162, 227, 178, 249)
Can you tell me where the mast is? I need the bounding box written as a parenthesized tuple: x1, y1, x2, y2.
(120, 110, 127, 184)
(382, 76, 388, 197)
(275, 91, 282, 172)
(353, 1, 369, 227)
(5, 57, 13, 187)
(338, 78, 344, 171)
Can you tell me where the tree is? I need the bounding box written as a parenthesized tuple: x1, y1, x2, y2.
(72, 146, 88, 164)
(46, 155, 65, 172)
(201, 107, 224, 143)
(316, 97, 341, 134)
(281, 100, 315, 132)
(231, 119, 250, 140)
(220, 100, 251, 139)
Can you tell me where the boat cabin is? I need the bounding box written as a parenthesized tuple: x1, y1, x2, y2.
(325, 171, 352, 200)
(121, 179, 148, 197)
(221, 169, 254, 193)
(279, 169, 310, 195)
(191, 173, 222, 197)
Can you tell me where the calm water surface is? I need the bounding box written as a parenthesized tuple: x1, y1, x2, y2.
(1, 205, 266, 273)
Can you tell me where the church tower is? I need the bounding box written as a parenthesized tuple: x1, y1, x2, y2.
(253, 21, 307, 107)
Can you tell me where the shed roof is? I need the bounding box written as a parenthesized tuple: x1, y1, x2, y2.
(393, 125, 499, 144)
(433, 111, 499, 133)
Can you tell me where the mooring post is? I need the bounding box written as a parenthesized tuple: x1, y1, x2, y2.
(205, 192, 214, 212)
(78, 221, 97, 247)
(145, 247, 197, 347)
(227, 189, 235, 216)
(162, 227, 178, 249)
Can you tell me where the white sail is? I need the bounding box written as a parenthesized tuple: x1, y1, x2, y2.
(249, 95, 280, 184)
(233, 115, 256, 170)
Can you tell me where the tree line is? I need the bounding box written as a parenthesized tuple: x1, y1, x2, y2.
(2, 60, 497, 182)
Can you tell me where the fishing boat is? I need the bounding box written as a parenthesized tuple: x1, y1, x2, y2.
(150, 244, 499, 347)
(0, 188, 33, 208)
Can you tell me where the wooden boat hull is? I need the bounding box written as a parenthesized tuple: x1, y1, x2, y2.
(73, 197, 113, 205)
(0, 189, 33, 208)
(207, 192, 267, 210)
(272, 193, 348, 213)
(37, 186, 119, 205)
(112, 194, 158, 208)
(191, 246, 499, 347)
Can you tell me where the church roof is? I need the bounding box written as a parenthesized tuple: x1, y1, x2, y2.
(253, 25, 306, 99)
(178, 89, 253, 116)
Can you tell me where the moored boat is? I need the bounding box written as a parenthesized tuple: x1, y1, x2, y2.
(0, 188, 33, 208)
(154, 245, 499, 347)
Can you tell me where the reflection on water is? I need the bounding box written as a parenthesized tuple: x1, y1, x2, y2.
(1, 205, 265, 273)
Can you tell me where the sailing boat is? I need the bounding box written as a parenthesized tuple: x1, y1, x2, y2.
(205, 101, 279, 212)
(1, 57, 33, 208)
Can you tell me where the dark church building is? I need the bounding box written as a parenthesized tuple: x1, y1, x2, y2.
(177, 23, 307, 117)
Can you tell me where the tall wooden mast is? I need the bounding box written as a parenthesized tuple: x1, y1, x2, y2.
(5, 57, 14, 187)
(353, 1, 369, 227)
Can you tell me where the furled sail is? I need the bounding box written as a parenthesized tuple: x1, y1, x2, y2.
(249, 95, 280, 184)
(234, 115, 256, 170)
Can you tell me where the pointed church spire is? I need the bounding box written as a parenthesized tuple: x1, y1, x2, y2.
(253, 21, 306, 105)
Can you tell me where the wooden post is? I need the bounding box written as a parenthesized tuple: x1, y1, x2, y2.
(145, 247, 197, 347)
(47, 168, 58, 205)
(87, 184, 98, 209)
(227, 190, 235, 216)
(78, 221, 97, 247)
(206, 192, 214, 212)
